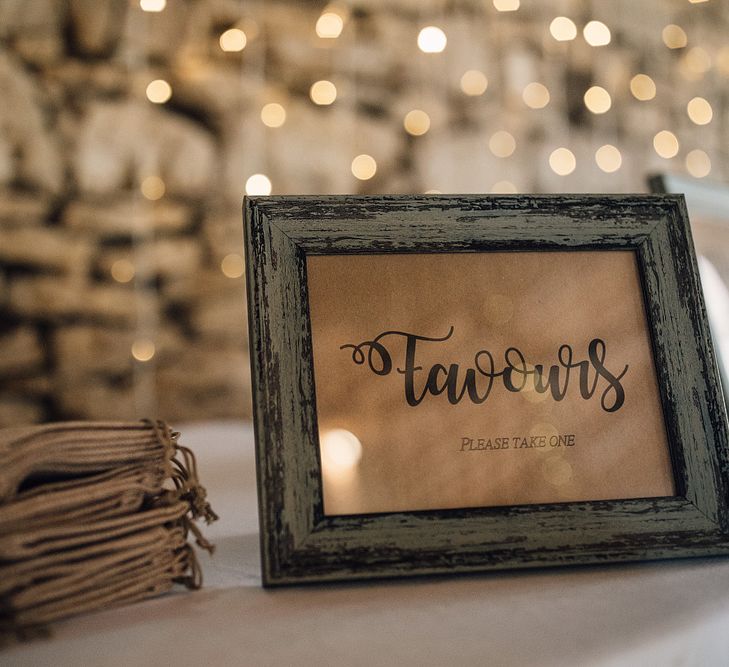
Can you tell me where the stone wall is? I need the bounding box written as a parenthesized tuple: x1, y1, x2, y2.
(0, 0, 727, 426)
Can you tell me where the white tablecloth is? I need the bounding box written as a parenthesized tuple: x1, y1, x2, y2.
(5, 421, 729, 666)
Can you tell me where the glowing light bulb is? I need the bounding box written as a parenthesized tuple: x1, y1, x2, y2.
(522, 82, 550, 109)
(584, 86, 611, 114)
(488, 131, 516, 158)
(549, 148, 576, 175)
(219, 28, 246, 52)
(141, 175, 165, 200)
(310, 80, 337, 105)
(630, 74, 656, 101)
(460, 70, 488, 96)
(653, 131, 679, 159)
(132, 339, 155, 362)
(316, 12, 344, 38)
(687, 97, 713, 125)
(686, 150, 711, 178)
(261, 103, 286, 128)
(417, 26, 447, 53)
(583, 20, 611, 46)
(320, 429, 363, 470)
(550, 17, 577, 41)
(403, 109, 430, 136)
(146, 79, 172, 104)
(351, 154, 377, 180)
(221, 253, 245, 278)
(595, 145, 622, 173)
(245, 174, 272, 195)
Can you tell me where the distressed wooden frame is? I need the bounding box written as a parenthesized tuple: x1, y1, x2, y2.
(244, 194, 729, 587)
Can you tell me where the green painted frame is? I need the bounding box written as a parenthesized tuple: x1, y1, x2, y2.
(243, 194, 729, 587)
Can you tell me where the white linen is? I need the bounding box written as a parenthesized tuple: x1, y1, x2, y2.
(4, 421, 729, 667)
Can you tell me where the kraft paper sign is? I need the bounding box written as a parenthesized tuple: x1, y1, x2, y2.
(307, 251, 675, 515)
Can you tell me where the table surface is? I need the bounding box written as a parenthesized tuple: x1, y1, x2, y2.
(5, 421, 729, 667)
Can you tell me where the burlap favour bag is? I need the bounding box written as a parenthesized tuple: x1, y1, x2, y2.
(0, 420, 218, 636)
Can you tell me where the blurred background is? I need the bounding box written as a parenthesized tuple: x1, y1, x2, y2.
(0, 0, 727, 426)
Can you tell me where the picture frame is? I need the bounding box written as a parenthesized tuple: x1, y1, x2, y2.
(649, 173, 729, 409)
(244, 194, 729, 587)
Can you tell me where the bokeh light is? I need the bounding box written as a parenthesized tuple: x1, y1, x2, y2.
(653, 130, 679, 159)
(687, 97, 713, 125)
(140, 175, 165, 200)
(219, 28, 247, 52)
(111, 259, 135, 283)
(145, 79, 172, 104)
(261, 102, 287, 127)
(493, 0, 519, 11)
(403, 109, 431, 136)
(630, 74, 656, 101)
(550, 17, 577, 41)
(460, 70, 488, 96)
(489, 131, 516, 158)
(140, 0, 165, 11)
(131, 339, 155, 362)
(320, 429, 363, 470)
(595, 145, 622, 173)
(316, 12, 344, 38)
(662, 24, 687, 49)
(549, 148, 576, 175)
(310, 80, 337, 105)
(417, 26, 447, 53)
(583, 21, 611, 47)
(584, 86, 611, 114)
(245, 174, 272, 195)
(221, 253, 245, 278)
(686, 149, 711, 178)
(351, 154, 377, 180)
(522, 82, 550, 109)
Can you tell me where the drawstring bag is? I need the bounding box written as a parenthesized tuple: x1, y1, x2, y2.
(0, 420, 217, 638)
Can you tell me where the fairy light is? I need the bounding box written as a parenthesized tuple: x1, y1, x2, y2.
(522, 82, 550, 109)
(549, 148, 576, 175)
(595, 145, 622, 173)
(583, 20, 611, 46)
(219, 28, 247, 52)
(493, 0, 519, 11)
(140, 0, 166, 11)
(662, 24, 687, 49)
(245, 174, 272, 195)
(140, 175, 165, 200)
(653, 131, 679, 159)
(316, 12, 344, 38)
(111, 259, 135, 283)
(417, 26, 447, 53)
(630, 74, 656, 101)
(131, 339, 156, 362)
(403, 110, 431, 136)
(146, 79, 171, 104)
(686, 150, 711, 178)
(351, 154, 377, 180)
(549, 17, 577, 41)
(261, 102, 286, 128)
(491, 180, 518, 194)
(310, 80, 337, 105)
(489, 131, 516, 158)
(460, 70, 488, 96)
(687, 97, 713, 124)
(221, 253, 245, 278)
(584, 86, 611, 114)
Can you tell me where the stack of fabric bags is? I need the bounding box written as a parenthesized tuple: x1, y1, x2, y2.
(0, 420, 217, 637)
